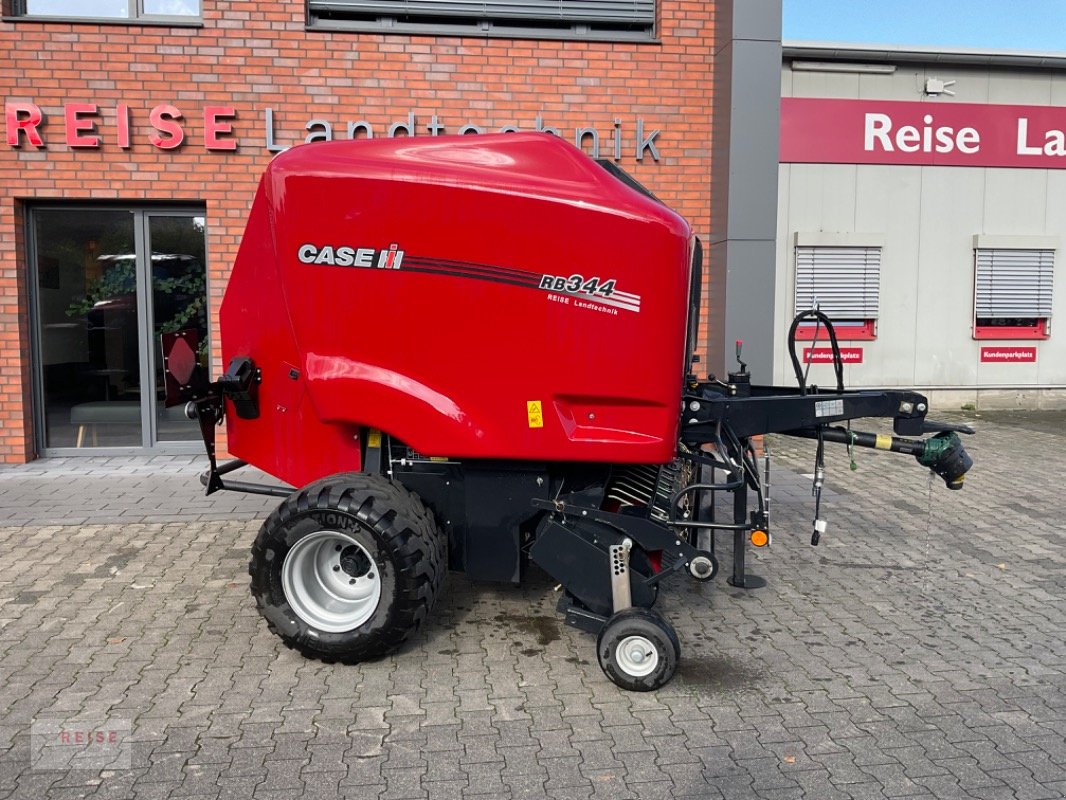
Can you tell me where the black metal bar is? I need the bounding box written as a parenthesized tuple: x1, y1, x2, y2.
(683, 387, 929, 440)
(667, 519, 749, 531)
(214, 458, 249, 476)
(726, 439, 766, 590)
(198, 470, 292, 498)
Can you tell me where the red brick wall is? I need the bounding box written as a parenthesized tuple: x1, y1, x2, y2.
(0, 0, 715, 462)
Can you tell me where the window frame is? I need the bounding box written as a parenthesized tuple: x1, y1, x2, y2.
(26, 202, 209, 456)
(793, 233, 882, 342)
(972, 236, 1056, 341)
(8, 0, 201, 25)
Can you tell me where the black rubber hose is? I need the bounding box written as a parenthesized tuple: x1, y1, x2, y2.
(787, 309, 845, 395)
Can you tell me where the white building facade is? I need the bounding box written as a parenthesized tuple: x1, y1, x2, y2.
(776, 44, 1066, 408)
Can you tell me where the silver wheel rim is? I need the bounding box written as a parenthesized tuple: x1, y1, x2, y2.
(281, 530, 382, 633)
(615, 635, 659, 677)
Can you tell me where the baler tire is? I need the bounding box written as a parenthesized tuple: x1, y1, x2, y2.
(248, 472, 446, 663)
(596, 608, 680, 692)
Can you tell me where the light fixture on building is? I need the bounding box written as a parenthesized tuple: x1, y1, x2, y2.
(925, 77, 956, 96)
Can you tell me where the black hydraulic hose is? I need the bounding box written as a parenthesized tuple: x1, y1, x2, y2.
(787, 309, 845, 395)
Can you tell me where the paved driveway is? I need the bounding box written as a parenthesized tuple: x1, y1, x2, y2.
(0, 411, 1063, 799)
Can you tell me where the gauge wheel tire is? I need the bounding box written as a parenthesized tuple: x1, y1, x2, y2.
(596, 608, 680, 691)
(249, 472, 446, 663)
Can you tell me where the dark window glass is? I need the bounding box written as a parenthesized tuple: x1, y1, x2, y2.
(34, 210, 142, 448)
(32, 208, 208, 451)
(149, 215, 208, 442)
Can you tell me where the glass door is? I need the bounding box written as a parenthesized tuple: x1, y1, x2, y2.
(30, 207, 208, 453)
(146, 214, 208, 443)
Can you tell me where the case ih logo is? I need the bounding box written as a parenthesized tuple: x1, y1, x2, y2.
(297, 243, 404, 269)
(296, 246, 640, 316)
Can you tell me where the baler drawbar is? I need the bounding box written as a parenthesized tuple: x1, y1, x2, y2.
(164, 133, 973, 691)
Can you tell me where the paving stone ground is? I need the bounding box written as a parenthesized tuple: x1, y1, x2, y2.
(0, 409, 1063, 799)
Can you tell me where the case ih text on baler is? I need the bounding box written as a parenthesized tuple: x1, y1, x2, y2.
(163, 134, 973, 691)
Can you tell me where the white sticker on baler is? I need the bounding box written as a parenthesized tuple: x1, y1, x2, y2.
(538, 273, 641, 313)
(815, 399, 844, 418)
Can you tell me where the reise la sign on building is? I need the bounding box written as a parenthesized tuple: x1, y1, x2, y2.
(781, 98, 1066, 167)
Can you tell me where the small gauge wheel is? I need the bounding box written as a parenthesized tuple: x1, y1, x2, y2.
(688, 550, 718, 582)
(596, 608, 680, 691)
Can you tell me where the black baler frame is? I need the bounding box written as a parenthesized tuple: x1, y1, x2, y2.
(171, 313, 974, 636)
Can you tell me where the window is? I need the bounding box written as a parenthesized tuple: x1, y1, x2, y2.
(794, 244, 880, 340)
(308, 0, 656, 41)
(15, 0, 199, 22)
(29, 207, 208, 452)
(974, 247, 1054, 340)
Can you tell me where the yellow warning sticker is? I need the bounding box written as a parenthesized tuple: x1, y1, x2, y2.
(874, 434, 892, 450)
(526, 400, 544, 428)
(367, 430, 382, 448)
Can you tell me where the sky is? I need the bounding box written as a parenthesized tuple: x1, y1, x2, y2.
(783, 0, 1066, 52)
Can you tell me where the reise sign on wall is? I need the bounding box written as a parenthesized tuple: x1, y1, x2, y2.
(781, 98, 1066, 168)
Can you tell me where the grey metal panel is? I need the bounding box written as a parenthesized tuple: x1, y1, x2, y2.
(773, 164, 792, 361)
(134, 213, 153, 448)
(785, 163, 858, 233)
(912, 167, 987, 387)
(854, 164, 921, 386)
(1052, 72, 1066, 105)
(790, 69, 860, 99)
(857, 67, 921, 101)
(731, 0, 779, 41)
(726, 41, 784, 241)
(723, 239, 779, 378)
(1039, 170, 1066, 385)
(709, 0, 783, 381)
(987, 70, 1053, 104)
(983, 169, 1049, 234)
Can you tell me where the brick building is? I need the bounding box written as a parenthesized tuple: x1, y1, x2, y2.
(0, 0, 782, 461)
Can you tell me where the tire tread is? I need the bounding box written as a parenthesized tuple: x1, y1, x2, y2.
(249, 472, 446, 663)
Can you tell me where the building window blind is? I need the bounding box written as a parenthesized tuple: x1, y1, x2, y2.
(308, 0, 656, 40)
(973, 248, 1054, 339)
(795, 245, 881, 321)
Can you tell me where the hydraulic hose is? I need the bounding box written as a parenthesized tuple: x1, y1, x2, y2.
(787, 309, 845, 395)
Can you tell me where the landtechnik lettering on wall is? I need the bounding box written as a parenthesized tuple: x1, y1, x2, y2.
(3, 102, 663, 162)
